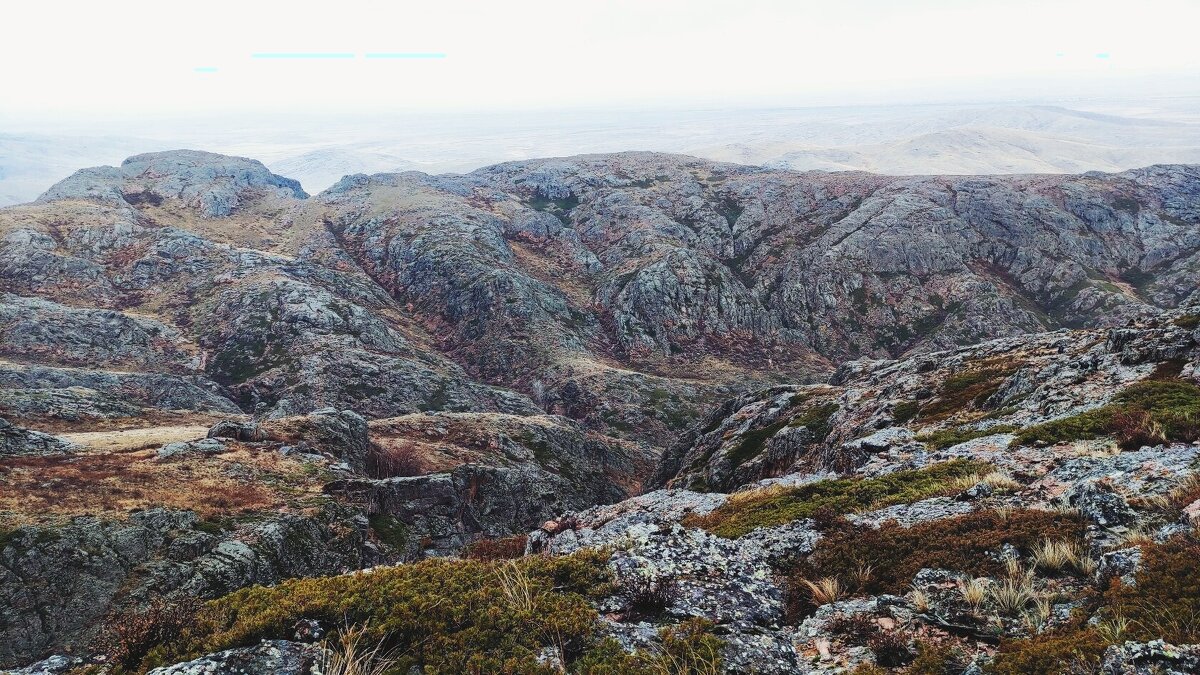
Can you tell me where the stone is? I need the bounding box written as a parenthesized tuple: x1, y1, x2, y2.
(145, 640, 326, 675)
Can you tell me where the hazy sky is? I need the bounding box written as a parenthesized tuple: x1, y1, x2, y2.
(3, 0, 1198, 120)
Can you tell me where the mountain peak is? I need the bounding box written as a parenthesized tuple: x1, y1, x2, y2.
(37, 148, 307, 217)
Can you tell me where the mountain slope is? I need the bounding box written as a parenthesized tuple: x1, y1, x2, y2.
(1, 150, 1199, 672)
(2, 151, 1198, 449)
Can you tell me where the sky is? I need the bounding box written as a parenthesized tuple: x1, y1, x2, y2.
(3, 0, 1199, 123)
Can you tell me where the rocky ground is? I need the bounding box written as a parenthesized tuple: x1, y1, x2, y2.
(1, 151, 1199, 673)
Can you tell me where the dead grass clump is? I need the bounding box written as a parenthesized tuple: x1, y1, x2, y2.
(462, 534, 528, 561)
(1030, 538, 1095, 576)
(365, 441, 425, 478)
(92, 595, 204, 669)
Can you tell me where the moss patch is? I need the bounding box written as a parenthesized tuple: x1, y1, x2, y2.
(793, 509, 1086, 597)
(367, 513, 409, 551)
(1173, 314, 1200, 329)
(685, 459, 988, 539)
(144, 550, 623, 673)
(1012, 378, 1200, 449)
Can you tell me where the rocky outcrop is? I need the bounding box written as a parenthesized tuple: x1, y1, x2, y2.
(6, 151, 1199, 447)
(37, 150, 307, 217)
(326, 413, 653, 556)
(0, 418, 70, 456)
(261, 408, 371, 472)
(0, 505, 372, 667)
(655, 305, 1200, 490)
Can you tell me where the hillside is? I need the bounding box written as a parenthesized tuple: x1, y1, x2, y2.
(1, 151, 1199, 673)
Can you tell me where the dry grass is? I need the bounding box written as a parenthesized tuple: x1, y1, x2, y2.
(1030, 538, 1095, 575)
(800, 577, 844, 606)
(949, 470, 1022, 494)
(1094, 614, 1130, 644)
(0, 443, 324, 528)
(57, 424, 214, 453)
(989, 571, 1037, 615)
(1169, 474, 1200, 513)
(320, 624, 399, 675)
(495, 560, 539, 613)
(958, 577, 987, 611)
(1022, 597, 1053, 634)
(907, 586, 931, 613)
(1114, 525, 1156, 548)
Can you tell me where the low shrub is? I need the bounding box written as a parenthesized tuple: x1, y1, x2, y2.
(986, 625, 1107, 675)
(365, 442, 424, 478)
(725, 402, 839, 469)
(826, 612, 878, 646)
(915, 360, 1022, 423)
(892, 401, 921, 424)
(1174, 314, 1200, 329)
(619, 570, 677, 619)
(571, 619, 724, 674)
(868, 630, 914, 667)
(685, 459, 989, 539)
(988, 534, 1200, 674)
(850, 641, 967, 675)
(143, 550, 618, 673)
(1012, 378, 1200, 449)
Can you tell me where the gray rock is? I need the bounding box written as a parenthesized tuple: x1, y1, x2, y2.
(0, 654, 77, 674)
(0, 418, 71, 456)
(1097, 547, 1144, 588)
(1068, 480, 1138, 528)
(157, 438, 226, 458)
(1100, 640, 1200, 675)
(146, 640, 326, 675)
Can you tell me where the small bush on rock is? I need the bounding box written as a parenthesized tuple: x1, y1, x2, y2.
(93, 596, 205, 670)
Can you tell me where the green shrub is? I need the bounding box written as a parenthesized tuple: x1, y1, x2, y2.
(892, 401, 921, 424)
(685, 459, 988, 539)
(1012, 378, 1200, 449)
(573, 618, 724, 674)
(725, 402, 838, 469)
(916, 360, 1022, 422)
(144, 550, 618, 673)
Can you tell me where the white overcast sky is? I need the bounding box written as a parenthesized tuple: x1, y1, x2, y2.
(2, 0, 1198, 120)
